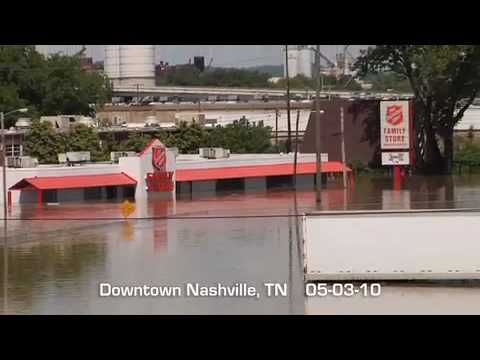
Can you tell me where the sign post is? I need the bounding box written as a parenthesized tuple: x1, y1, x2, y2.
(380, 100, 412, 190)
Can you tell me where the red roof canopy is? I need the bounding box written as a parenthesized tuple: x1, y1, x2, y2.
(9, 173, 137, 191)
(176, 161, 351, 182)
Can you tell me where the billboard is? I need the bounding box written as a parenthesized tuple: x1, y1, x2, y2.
(380, 101, 410, 150)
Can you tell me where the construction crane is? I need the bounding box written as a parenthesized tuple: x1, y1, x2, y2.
(318, 51, 336, 69)
(206, 57, 214, 71)
(336, 45, 356, 76)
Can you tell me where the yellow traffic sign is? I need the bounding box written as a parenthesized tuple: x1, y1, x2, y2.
(121, 200, 135, 219)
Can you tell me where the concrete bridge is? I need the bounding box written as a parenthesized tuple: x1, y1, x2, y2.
(112, 85, 414, 100)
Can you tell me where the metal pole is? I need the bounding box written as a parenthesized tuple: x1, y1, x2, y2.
(1, 112, 7, 222)
(285, 45, 292, 153)
(315, 45, 322, 204)
(1, 111, 8, 314)
(340, 106, 347, 188)
(293, 110, 300, 188)
(275, 109, 279, 145)
(3, 226, 7, 314)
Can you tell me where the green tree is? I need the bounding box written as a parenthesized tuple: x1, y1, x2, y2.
(41, 53, 111, 116)
(354, 45, 480, 174)
(66, 124, 103, 161)
(0, 45, 111, 125)
(0, 45, 44, 127)
(207, 117, 274, 153)
(361, 72, 412, 93)
(24, 119, 65, 164)
(157, 65, 273, 88)
(273, 74, 362, 92)
(117, 133, 153, 152)
(157, 122, 208, 154)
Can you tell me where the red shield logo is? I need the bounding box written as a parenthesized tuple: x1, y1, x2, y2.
(386, 105, 403, 126)
(152, 146, 166, 172)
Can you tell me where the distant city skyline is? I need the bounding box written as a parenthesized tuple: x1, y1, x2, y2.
(36, 45, 369, 68)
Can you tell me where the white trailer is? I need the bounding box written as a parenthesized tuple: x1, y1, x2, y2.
(303, 209, 480, 282)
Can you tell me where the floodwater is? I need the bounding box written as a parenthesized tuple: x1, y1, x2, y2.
(2, 175, 480, 315)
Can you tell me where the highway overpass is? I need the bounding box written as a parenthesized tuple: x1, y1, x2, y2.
(112, 85, 414, 100)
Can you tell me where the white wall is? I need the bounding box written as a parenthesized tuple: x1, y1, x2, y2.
(456, 106, 480, 131)
(118, 146, 176, 201)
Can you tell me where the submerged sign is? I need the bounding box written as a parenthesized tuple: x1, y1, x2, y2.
(381, 151, 410, 165)
(380, 101, 410, 150)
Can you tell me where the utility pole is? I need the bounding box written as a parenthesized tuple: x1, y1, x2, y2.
(3, 227, 7, 314)
(340, 106, 347, 188)
(293, 109, 300, 187)
(1, 112, 6, 223)
(285, 45, 292, 153)
(1, 108, 27, 223)
(315, 45, 322, 204)
(275, 109, 279, 145)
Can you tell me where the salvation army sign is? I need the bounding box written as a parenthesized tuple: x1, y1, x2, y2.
(380, 101, 410, 150)
(146, 144, 174, 192)
(152, 145, 167, 172)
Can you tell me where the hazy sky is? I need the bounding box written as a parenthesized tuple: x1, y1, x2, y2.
(38, 45, 368, 67)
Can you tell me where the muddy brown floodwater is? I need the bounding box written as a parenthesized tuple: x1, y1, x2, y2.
(1, 175, 480, 314)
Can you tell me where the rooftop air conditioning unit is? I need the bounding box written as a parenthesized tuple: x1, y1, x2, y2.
(17, 156, 38, 168)
(199, 148, 209, 158)
(6, 156, 38, 168)
(145, 116, 159, 127)
(6, 157, 16, 167)
(15, 118, 32, 129)
(67, 152, 91, 162)
(199, 147, 230, 159)
(110, 151, 137, 163)
(58, 152, 91, 164)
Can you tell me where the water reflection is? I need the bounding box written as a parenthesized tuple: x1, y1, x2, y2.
(1, 175, 480, 314)
(1, 234, 108, 314)
(3, 234, 7, 314)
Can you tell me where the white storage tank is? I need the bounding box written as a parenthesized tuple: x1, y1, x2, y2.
(297, 45, 313, 78)
(284, 47, 298, 78)
(120, 45, 155, 79)
(104, 45, 156, 87)
(104, 45, 121, 81)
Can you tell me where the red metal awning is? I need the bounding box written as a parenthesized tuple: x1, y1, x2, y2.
(9, 173, 137, 191)
(176, 161, 351, 182)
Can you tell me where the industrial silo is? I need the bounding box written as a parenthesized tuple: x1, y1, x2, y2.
(284, 47, 298, 78)
(104, 45, 121, 83)
(297, 45, 313, 78)
(104, 45, 156, 88)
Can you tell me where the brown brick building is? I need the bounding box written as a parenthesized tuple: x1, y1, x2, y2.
(300, 99, 381, 167)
